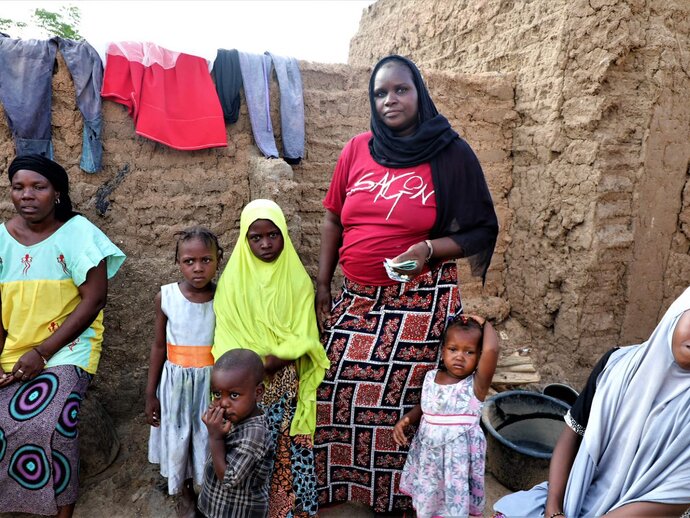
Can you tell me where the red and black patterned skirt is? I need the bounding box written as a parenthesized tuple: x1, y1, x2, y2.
(315, 262, 462, 513)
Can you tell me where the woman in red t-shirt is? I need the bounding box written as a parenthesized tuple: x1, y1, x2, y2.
(313, 55, 498, 514)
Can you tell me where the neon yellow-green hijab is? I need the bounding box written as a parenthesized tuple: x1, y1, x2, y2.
(213, 199, 329, 436)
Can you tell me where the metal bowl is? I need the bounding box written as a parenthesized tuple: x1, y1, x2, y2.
(481, 390, 570, 491)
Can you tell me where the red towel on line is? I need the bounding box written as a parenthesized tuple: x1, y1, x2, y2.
(102, 42, 226, 150)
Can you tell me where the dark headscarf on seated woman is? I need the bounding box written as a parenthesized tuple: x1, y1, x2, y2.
(8, 154, 77, 222)
(368, 55, 499, 282)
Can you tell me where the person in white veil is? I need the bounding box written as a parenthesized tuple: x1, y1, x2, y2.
(494, 287, 690, 518)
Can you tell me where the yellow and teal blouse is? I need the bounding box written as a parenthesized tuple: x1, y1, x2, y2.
(0, 215, 125, 374)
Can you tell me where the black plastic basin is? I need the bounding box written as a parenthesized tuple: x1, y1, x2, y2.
(543, 383, 579, 407)
(481, 391, 570, 491)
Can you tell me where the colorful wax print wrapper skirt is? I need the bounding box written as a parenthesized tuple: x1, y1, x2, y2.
(0, 365, 91, 515)
(262, 364, 318, 517)
(315, 262, 462, 513)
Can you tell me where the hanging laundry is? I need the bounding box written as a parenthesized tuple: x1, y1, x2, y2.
(238, 51, 305, 164)
(0, 35, 105, 172)
(54, 37, 104, 173)
(101, 42, 226, 151)
(211, 49, 242, 124)
(238, 52, 278, 158)
(267, 53, 305, 165)
(0, 35, 57, 157)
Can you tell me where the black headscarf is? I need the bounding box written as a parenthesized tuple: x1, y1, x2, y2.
(8, 154, 77, 222)
(369, 55, 458, 167)
(368, 55, 498, 281)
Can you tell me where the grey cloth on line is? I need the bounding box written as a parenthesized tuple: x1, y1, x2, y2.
(0, 35, 104, 172)
(267, 52, 305, 164)
(0, 35, 57, 157)
(238, 51, 305, 163)
(53, 37, 104, 173)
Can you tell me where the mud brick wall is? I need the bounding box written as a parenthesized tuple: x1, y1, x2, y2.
(350, 0, 690, 380)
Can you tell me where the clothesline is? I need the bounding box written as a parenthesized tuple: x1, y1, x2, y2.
(0, 35, 305, 172)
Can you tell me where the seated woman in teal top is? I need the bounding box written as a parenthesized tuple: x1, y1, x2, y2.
(0, 155, 125, 518)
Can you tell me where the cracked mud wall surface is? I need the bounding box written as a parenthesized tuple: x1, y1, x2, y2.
(0, 54, 514, 515)
(351, 0, 690, 382)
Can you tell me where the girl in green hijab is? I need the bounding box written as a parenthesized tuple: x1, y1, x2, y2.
(213, 199, 329, 518)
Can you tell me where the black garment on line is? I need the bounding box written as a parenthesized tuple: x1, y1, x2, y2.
(367, 54, 499, 281)
(211, 48, 243, 124)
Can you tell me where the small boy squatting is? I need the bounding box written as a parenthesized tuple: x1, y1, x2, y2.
(197, 349, 273, 518)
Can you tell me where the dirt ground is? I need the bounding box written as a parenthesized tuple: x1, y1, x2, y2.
(74, 454, 511, 518)
(0, 417, 512, 517)
(74, 424, 512, 518)
(318, 474, 511, 518)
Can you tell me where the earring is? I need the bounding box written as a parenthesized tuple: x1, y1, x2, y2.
(55, 197, 60, 205)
